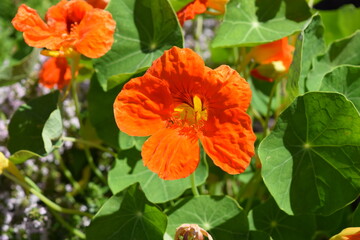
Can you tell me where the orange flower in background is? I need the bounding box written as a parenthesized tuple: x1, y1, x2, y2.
(12, 0, 116, 58)
(114, 47, 256, 180)
(177, 0, 229, 26)
(330, 227, 360, 240)
(248, 37, 294, 82)
(39, 57, 72, 89)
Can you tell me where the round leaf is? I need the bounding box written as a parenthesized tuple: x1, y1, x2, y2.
(166, 196, 248, 239)
(93, 0, 183, 91)
(259, 92, 360, 215)
(86, 184, 167, 240)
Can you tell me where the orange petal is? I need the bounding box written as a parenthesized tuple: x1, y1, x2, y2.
(113, 74, 174, 137)
(142, 128, 200, 180)
(39, 57, 71, 89)
(66, 0, 94, 24)
(176, 0, 207, 26)
(206, 0, 229, 14)
(200, 112, 256, 174)
(199, 66, 255, 174)
(86, 0, 109, 9)
(249, 37, 294, 65)
(74, 8, 116, 58)
(12, 4, 63, 49)
(147, 47, 206, 106)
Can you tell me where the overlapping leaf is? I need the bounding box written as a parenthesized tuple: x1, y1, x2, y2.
(86, 184, 167, 240)
(8, 91, 62, 163)
(93, 0, 183, 91)
(212, 0, 308, 47)
(259, 92, 360, 215)
(287, 15, 326, 97)
(166, 195, 248, 239)
(108, 148, 208, 203)
(249, 198, 316, 240)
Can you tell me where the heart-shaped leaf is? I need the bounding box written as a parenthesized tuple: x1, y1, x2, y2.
(86, 184, 167, 240)
(93, 0, 183, 91)
(259, 92, 360, 215)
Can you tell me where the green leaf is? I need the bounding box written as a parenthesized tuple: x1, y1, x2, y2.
(108, 148, 208, 203)
(212, 0, 306, 48)
(319, 65, 360, 113)
(287, 14, 326, 97)
(93, 0, 183, 91)
(87, 75, 122, 150)
(88, 76, 147, 151)
(86, 184, 167, 240)
(249, 77, 281, 116)
(258, 92, 360, 215)
(8, 150, 42, 164)
(353, 204, 360, 226)
(8, 91, 62, 161)
(169, 0, 193, 11)
(319, 5, 360, 45)
(0, 48, 41, 87)
(166, 196, 248, 239)
(248, 198, 316, 240)
(306, 31, 360, 91)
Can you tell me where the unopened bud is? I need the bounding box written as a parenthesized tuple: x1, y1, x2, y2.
(174, 224, 213, 240)
(0, 152, 9, 174)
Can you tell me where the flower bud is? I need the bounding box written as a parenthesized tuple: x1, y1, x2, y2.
(174, 224, 213, 240)
(0, 152, 9, 174)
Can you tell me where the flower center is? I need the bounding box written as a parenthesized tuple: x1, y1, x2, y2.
(172, 95, 208, 127)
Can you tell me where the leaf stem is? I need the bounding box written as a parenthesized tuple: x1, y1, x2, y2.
(194, 15, 203, 54)
(3, 170, 93, 218)
(49, 209, 86, 239)
(190, 172, 199, 197)
(54, 149, 82, 194)
(262, 78, 280, 139)
(61, 136, 117, 158)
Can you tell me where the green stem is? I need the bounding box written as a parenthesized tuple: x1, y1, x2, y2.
(3, 171, 93, 218)
(190, 172, 199, 197)
(50, 209, 86, 239)
(84, 147, 107, 184)
(262, 79, 280, 139)
(62, 136, 117, 158)
(54, 150, 82, 194)
(194, 15, 203, 54)
(237, 169, 262, 214)
(68, 56, 107, 184)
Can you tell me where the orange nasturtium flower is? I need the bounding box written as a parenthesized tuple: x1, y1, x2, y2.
(39, 57, 72, 89)
(12, 0, 116, 59)
(177, 0, 229, 26)
(330, 228, 360, 240)
(113, 47, 256, 180)
(248, 37, 294, 82)
(86, 0, 109, 9)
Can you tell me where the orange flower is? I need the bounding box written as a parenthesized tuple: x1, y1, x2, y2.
(248, 37, 294, 82)
(113, 47, 256, 180)
(177, 0, 229, 26)
(12, 0, 116, 58)
(330, 227, 360, 240)
(39, 57, 72, 89)
(86, 0, 109, 9)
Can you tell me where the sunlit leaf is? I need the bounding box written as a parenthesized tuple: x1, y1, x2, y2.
(319, 65, 360, 113)
(166, 196, 248, 239)
(212, 0, 307, 48)
(306, 31, 360, 91)
(8, 91, 62, 162)
(93, 0, 183, 91)
(86, 184, 167, 240)
(319, 5, 360, 45)
(248, 198, 316, 240)
(259, 92, 360, 215)
(287, 14, 326, 97)
(108, 148, 208, 203)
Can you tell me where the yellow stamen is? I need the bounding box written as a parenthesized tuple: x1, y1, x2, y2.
(41, 47, 79, 58)
(172, 95, 207, 127)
